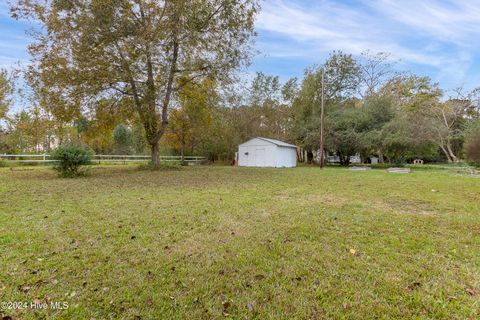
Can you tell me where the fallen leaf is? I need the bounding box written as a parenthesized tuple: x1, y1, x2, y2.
(349, 248, 357, 255)
(465, 287, 477, 296)
(222, 301, 230, 310)
(407, 282, 422, 291)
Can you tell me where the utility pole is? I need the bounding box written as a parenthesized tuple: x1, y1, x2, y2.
(319, 68, 325, 169)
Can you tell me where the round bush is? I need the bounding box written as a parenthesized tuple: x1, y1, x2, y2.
(51, 143, 94, 177)
(465, 132, 480, 166)
(464, 122, 480, 167)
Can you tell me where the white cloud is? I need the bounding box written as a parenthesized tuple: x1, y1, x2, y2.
(256, 0, 480, 89)
(369, 0, 480, 44)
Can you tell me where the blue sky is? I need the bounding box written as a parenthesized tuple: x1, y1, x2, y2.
(1, 0, 480, 97)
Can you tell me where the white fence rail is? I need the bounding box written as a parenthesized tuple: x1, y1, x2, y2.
(0, 154, 206, 164)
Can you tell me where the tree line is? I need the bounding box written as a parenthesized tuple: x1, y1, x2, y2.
(1, 1, 479, 166)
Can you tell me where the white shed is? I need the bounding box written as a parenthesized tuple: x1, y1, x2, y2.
(237, 137, 297, 168)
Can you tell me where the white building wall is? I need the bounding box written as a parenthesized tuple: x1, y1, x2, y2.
(238, 138, 297, 168)
(275, 147, 297, 168)
(238, 138, 277, 167)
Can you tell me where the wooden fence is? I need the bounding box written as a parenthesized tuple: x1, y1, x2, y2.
(0, 154, 206, 164)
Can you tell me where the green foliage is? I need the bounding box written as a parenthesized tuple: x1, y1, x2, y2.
(0, 69, 13, 119)
(112, 124, 133, 155)
(132, 123, 148, 154)
(14, 0, 259, 165)
(464, 120, 480, 166)
(50, 143, 94, 177)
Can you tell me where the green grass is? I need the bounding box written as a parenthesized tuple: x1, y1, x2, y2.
(0, 165, 479, 319)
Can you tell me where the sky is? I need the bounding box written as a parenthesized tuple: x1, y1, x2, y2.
(1, 0, 480, 100)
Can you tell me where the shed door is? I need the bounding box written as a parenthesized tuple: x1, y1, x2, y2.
(254, 148, 266, 167)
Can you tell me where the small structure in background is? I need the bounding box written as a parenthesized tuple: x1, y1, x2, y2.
(388, 167, 411, 174)
(326, 153, 362, 164)
(350, 167, 372, 171)
(413, 159, 424, 165)
(349, 155, 362, 164)
(237, 137, 297, 168)
(371, 157, 379, 164)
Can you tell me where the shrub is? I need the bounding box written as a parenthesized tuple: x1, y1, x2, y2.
(51, 143, 94, 177)
(464, 132, 480, 166)
(113, 124, 133, 155)
(464, 122, 480, 166)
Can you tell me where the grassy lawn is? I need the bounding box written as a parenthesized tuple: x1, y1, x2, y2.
(0, 165, 479, 319)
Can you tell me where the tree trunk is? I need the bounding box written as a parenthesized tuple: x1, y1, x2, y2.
(439, 144, 453, 163)
(151, 142, 160, 166)
(378, 149, 384, 163)
(296, 148, 304, 163)
(446, 141, 459, 163)
(307, 150, 314, 164)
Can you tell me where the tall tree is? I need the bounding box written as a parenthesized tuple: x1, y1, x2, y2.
(164, 79, 215, 161)
(292, 52, 361, 162)
(13, 0, 258, 166)
(358, 51, 396, 97)
(0, 69, 13, 120)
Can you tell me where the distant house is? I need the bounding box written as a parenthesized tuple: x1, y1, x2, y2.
(326, 153, 362, 164)
(237, 137, 297, 168)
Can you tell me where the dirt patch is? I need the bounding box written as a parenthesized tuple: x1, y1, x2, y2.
(379, 199, 435, 216)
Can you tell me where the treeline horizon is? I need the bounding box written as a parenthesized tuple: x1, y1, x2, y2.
(0, 0, 479, 166)
(2, 50, 479, 165)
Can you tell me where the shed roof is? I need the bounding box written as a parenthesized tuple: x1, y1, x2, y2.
(241, 137, 297, 149)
